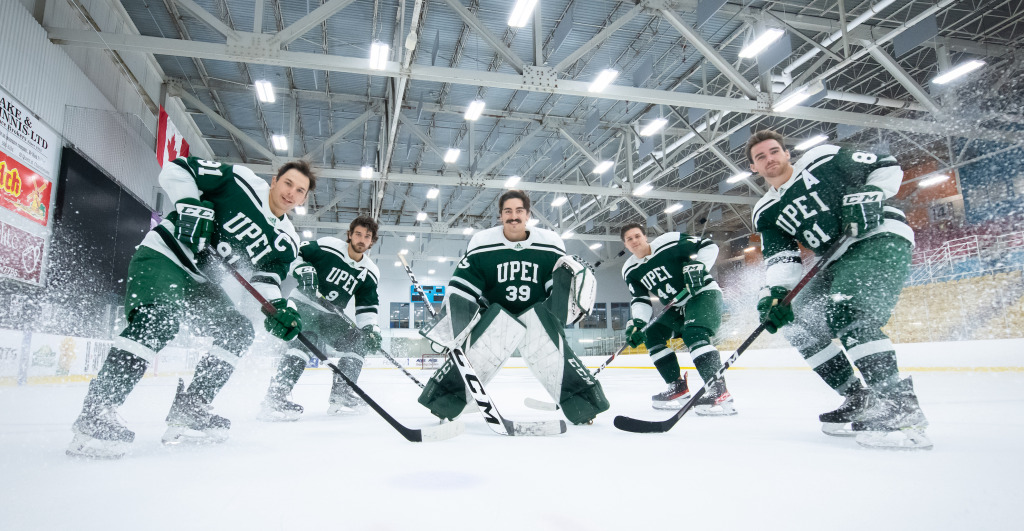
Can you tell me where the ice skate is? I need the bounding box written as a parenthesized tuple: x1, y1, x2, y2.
(66, 407, 135, 459)
(162, 378, 231, 445)
(853, 377, 932, 450)
(257, 392, 303, 422)
(651, 372, 691, 410)
(327, 374, 366, 416)
(694, 378, 737, 416)
(819, 381, 875, 437)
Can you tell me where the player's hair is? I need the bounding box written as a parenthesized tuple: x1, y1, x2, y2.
(619, 222, 645, 241)
(498, 190, 531, 213)
(348, 215, 379, 244)
(276, 159, 317, 192)
(745, 130, 787, 163)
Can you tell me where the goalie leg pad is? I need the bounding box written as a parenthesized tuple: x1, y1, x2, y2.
(549, 255, 597, 325)
(417, 306, 526, 420)
(517, 304, 610, 425)
(420, 290, 481, 351)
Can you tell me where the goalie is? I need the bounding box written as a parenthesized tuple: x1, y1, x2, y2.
(417, 190, 610, 426)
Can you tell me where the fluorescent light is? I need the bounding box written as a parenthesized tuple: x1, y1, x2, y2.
(744, 246, 756, 253)
(361, 166, 373, 179)
(504, 175, 521, 188)
(271, 135, 288, 151)
(294, 206, 307, 216)
(464, 100, 485, 121)
(933, 60, 986, 85)
(463, 227, 474, 235)
(639, 118, 668, 137)
(428, 269, 436, 275)
(254, 80, 275, 103)
(438, 256, 446, 262)
(561, 230, 575, 239)
(589, 243, 603, 250)
(588, 69, 619, 93)
(444, 148, 461, 163)
(369, 41, 389, 70)
(551, 196, 568, 207)
(527, 219, 539, 226)
(426, 187, 440, 199)
(393, 261, 401, 267)
(739, 28, 785, 58)
(406, 235, 416, 242)
(416, 212, 428, 221)
(774, 88, 812, 112)
(508, 0, 538, 27)
(918, 174, 950, 187)
(593, 160, 614, 174)
(633, 183, 653, 196)
(794, 135, 828, 151)
(399, 249, 409, 255)
(664, 203, 684, 214)
(727, 171, 752, 184)
(302, 230, 312, 238)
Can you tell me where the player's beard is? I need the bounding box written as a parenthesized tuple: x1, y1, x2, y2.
(351, 242, 367, 254)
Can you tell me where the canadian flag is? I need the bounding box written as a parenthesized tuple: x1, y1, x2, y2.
(156, 106, 190, 167)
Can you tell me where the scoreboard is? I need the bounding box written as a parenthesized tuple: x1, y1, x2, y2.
(411, 285, 445, 304)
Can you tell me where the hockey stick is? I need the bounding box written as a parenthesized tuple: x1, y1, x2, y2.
(210, 248, 462, 442)
(613, 236, 850, 434)
(523, 288, 694, 411)
(399, 253, 566, 436)
(308, 294, 426, 389)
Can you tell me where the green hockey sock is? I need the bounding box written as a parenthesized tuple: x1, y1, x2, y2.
(691, 348, 723, 384)
(186, 354, 235, 405)
(650, 347, 682, 383)
(268, 354, 307, 398)
(86, 348, 148, 409)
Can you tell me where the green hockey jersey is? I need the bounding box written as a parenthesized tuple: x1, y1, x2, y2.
(752, 145, 914, 289)
(449, 226, 566, 314)
(142, 156, 301, 300)
(298, 236, 380, 328)
(621, 232, 720, 322)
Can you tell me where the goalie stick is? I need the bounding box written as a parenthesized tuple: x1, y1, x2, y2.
(399, 253, 566, 436)
(211, 247, 462, 442)
(613, 236, 850, 434)
(309, 295, 426, 389)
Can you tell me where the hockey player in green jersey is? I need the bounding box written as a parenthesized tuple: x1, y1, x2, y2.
(746, 129, 930, 450)
(258, 215, 383, 420)
(417, 190, 610, 426)
(67, 157, 314, 459)
(620, 223, 736, 415)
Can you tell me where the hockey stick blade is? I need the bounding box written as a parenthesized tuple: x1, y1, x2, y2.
(524, 397, 559, 411)
(507, 418, 567, 436)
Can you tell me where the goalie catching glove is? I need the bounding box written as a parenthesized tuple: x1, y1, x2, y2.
(553, 255, 597, 325)
(174, 198, 215, 253)
(265, 298, 303, 341)
(842, 185, 884, 237)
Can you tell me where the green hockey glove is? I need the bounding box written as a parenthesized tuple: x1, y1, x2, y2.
(292, 262, 319, 296)
(624, 318, 648, 348)
(756, 286, 795, 334)
(265, 298, 303, 341)
(174, 198, 215, 253)
(681, 262, 708, 296)
(361, 324, 382, 352)
(841, 185, 885, 237)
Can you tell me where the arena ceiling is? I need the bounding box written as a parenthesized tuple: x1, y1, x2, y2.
(49, 0, 1024, 263)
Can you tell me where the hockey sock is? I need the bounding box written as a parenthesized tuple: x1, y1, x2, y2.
(681, 327, 722, 384)
(85, 348, 148, 409)
(268, 353, 307, 398)
(186, 354, 235, 405)
(841, 331, 900, 390)
(336, 356, 364, 383)
(650, 346, 682, 383)
(802, 342, 857, 392)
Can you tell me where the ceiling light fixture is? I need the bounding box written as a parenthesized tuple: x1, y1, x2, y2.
(360, 166, 373, 179)
(444, 148, 461, 163)
(406, 235, 416, 242)
(416, 212, 428, 221)
(271, 135, 288, 151)
(561, 230, 574, 239)
(933, 59, 985, 85)
(738, 28, 785, 58)
(426, 187, 440, 199)
(794, 135, 828, 151)
(463, 227, 474, 235)
(664, 203, 683, 214)
(294, 206, 307, 216)
(592, 160, 614, 174)
(551, 196, 568, 207)
(508, 0, 539, 28)
(369, 41, 389, 70)
(918, 174, 950, 188)
(588, 69, 619, 93)
(504, 175, 521, 188)
(727, 171, 752, 184)
(254, 80, 275, 103)
(589, 243, 602, 250)
(302, 230, 312, 238)
(464, 100, 485, 121)
(639, 118, 668, 137)
(527, 219, 539, 226)
(633, 183, 653, 196)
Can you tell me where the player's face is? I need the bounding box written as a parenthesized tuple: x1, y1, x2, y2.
(622, 228, 649, 257)
(748, 139, 793, 189)
(269, 169, 310, 217)
(348, 225, 374, 255)
(500, 198, 530, 240)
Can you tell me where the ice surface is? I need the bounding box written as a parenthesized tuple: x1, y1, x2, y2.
(1, 345, 1023, 530)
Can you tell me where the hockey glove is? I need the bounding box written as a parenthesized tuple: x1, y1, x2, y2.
(292, 262, 319, 296)
(174, 198, 215, 254)
(680, 262, 708, 297)
(624, 318, 648, 348)
(756, 286, 795, 334)
(841, 185, 885, 237)
(265, 298, 303, 341)
(361, 324, 382, 352)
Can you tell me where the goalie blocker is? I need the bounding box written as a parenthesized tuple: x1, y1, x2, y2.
(418, 255, 608, 425)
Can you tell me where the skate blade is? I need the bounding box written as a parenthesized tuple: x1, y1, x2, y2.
(652, 399, 686, 410)
(855, 428, 933, 451)
(694, 402, 738, 416)
(66, 434, 129, 460)
(327, 405, 366, 416)
(256, 410, 302, 422)
(822, 422, 857, 437)
(161, 425, 229, 446)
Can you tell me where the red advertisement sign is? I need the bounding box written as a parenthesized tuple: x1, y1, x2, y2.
(0, 148, 51, 226)
(0, 218, 44, 284)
